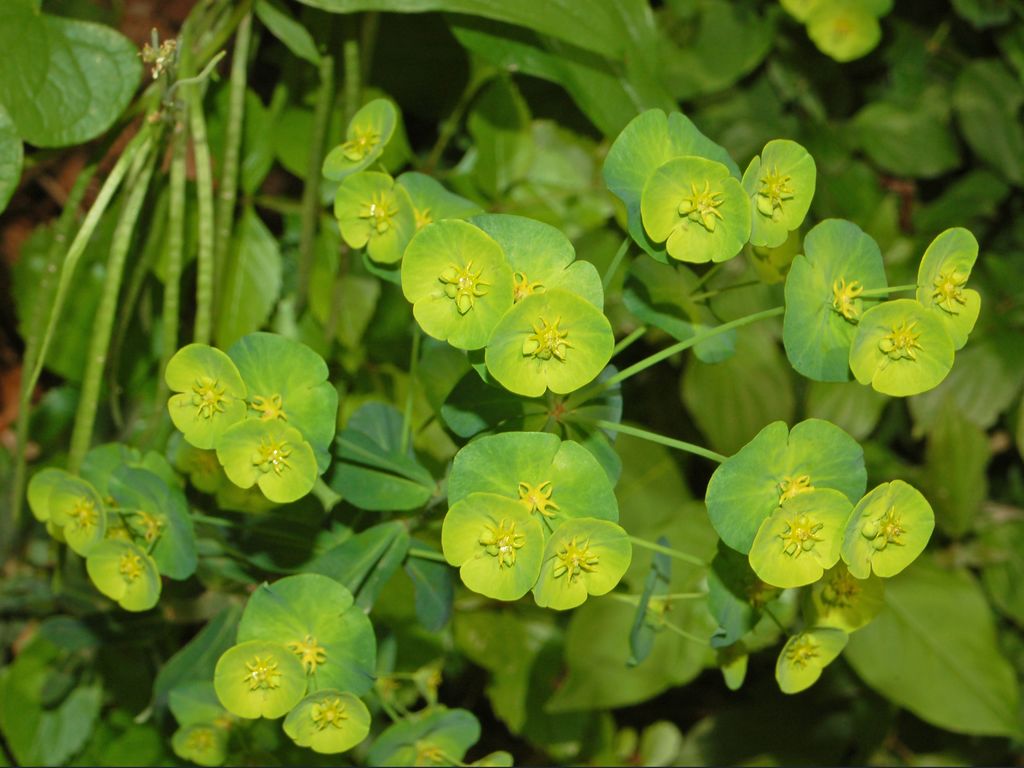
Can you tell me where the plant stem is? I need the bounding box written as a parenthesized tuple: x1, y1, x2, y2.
(763, 605, 788, 634)
(602, 237, 630, 291)
(69, 142, 158, 471)
(575, 418, 726, 463)
(689, 261, 724, 293)
(407, 547, 447, 564)
(342, 19, 361, 122)
(400, 325, 421, 455)
(189, 75, 217, 345)
(158, 119, 189, 403)
(627, 535, 708, 568)
(605, 590, 706, 606)
(657, 617, 710, 646)
(688, 279, 762, 302)
(295, 52, 335, 313)
(425, 70, 490, 172)
(612, 325, 647, 357)
(859, 283, 918, 298)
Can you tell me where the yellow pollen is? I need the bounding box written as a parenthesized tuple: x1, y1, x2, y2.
(191, 376, 228, 420)
(252, 436, 293, 475)
(523, 316, 571, 361)
(785, 635, 819, 668)
(679, 179, 725, 232)
(311, 697, 349, 730)
(359, 191, 398, 235)
(831, 278, 864, 322)
(878, 319, 923, 361)
(439, 260, 489, 314)
(185, 727, 215, 752)
(778, 513, 824, 558)
(244, 655, 282, 690)
(132, 510, 164, 543)
(480, 518, 526, 568)
(553, 536, 599, 583)
(69, 497, 99, 530)
(341, 126, 380, 161)
(287, 635, 328, 674)
(518, 480, 559, 518)
(414, 742, 446, 766)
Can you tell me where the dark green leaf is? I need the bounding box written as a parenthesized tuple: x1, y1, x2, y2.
(151, 605, 242, 710)
(256, 0, 321, 64)
(404, 542, 454, 631)
(215, 206, 283, 348)
(308, 521, 411, 609)
(628, 538, 671, 665)
(0, 104, 21, 214)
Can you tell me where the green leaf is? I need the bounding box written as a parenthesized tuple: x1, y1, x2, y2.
(169, 681, 228, 727)
(0, 103, 21, 215)
(629, 539, 671, 665)
(0, 6, 141, 147)
(255, 0, 321, 65)
(153, 606, 243, 710)
(841, 480, 934, 579)
(923, 404, 989, 538)
(440, 370, 548, 438)
(979, 519, 1024, 626)
(467, 77, 533, 198)
(215, 207, 282, 349)
(845, 558, 1021, 737)
(852, 101, 960, 179)
(804, 380, 887, 440)
(308, 521, 411, 609)
(954, 59, 1024, 185)
(367, 707, 480, 767)
(952, 0, 1014, 27)
(404, 542, 454, 632)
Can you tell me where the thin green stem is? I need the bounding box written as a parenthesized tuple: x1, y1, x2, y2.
(295, 52, 335, 313)
(342, 20, 361, 122)
(69, 143, 158, 471)
(859, 283, 918, 298)
(602, 237, 630, 291)
(605, 590, 706, 606)
(612, 325, 647, 357)
(407, 547, 447, 564)
(189, 79, 216, 344)
(400, 325, 422, 455)
(212, 12, 252, 319)
(190, 511, 235, 528)
(627, 535, 708, 568)
(689, 261, 724, 293)
(688, 279, 762, 302)
(657, 617, 710, 646)
(574, 419, 726, 464)
(425, 71, 490, 172)
(159, 121, 189, 402)
(763, 605, 788, 634)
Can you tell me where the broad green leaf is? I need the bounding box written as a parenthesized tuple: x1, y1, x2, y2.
(215, 207, 282, 349)
(707, 543, 780, 648)
(467, 77, 533, 198)
(307, 521, 411, 609)
(331, 428, 435, 511)
(153, 606, 243, 709)
(953, 59, 1024, 185)
(0, 103, 21, 215)
(255, 0, 321, 65)
(923, 404, 989, 538)
(852, 101, 960, 179)
(979, 520, 1024, 626)
(366, 707, 480, 767)
(283, 690, 371, 753)
(404, 541, 454, 632)
(846, 558, 1021, 737)
(804, 381, 887, 440)
(213, 640, 306, 719)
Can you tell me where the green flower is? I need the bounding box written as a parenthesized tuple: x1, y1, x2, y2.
(165, 344, 247, 450)
(472, 213, 604, 307)
(915, 227, 981, 350)
(841, 480, 934, 579)
(775, 628, 848, 694)
(85, 539, 161, 612)
(485, 288, 614, 397)
(806, 1, 882, 63)
(214, 639, 307, 719)
(783, 219, 888, 382)
(442, 493, 545, 601)
(447, 432, 618, 534)
(171, 724, 229, 767)
(27, 467, 65, 523)
(334, 170, 416, 264)
(640, 156, 751, 264)
(322, 98, 397, 181)
(401, 219, 514, 350)
(743, 140, 816, 248)
(706, 419, 866, 554)
(849, 299, 955, 397)
(283, 690, 371, 754)
(216, 420, 318, 504)
(806, 563, 885, 632)
(366, 707, 480, 767)
(33, 469, 106, 556)
(397, 171, 481, 231)
(532, 518, 631, 610)
(236, 574, 376, 695)
(169, 433, 224, 494)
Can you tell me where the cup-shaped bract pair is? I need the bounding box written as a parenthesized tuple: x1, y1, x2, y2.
(398, 172, 482, 232)
(841, 480, 934, 579)
(28, 468, 106, 556)
(641, 156, 751, 264)
(335, 171, 415, 264)
(705, 419, 867, 554)
(165, 344, 247, 450)
(805, 563, 885, 633)
(531, 517, 632, 610)
(283, 689, 371, 755)
(743, 140, 816, 249)
(783, 219, 888, 382)
(366, 707, 480, 767)
(172, 723, 229, 767)
(322, 99, 397, 181)
(85, 539, 162, 612)
(775, 627, 849, 694)
(915, 227, 981, 350)
(169, 681, 232, 767)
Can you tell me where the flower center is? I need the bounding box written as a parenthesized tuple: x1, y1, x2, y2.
(523, 316, 571, 361)
(831, 278, 864, 322)
(132, 510, 164, 543)
(932, 268, 968, 314)
(518, 480, 559, 519)
(287, 635, 328, 674)
(414, 742, 446, 766)
(757, 166, 795, 218)
(480, 518, 526, 569)
(119, 552, 145, 582)
(192, 376, 228, 420)
(778, 513, 824, 558)
(679, 180, 725, 232)
(250, 393, 286, 421)
(69, 498, 99, 530)
(359, 191, 398, 235)
(185, 727, 215, 753)
(244, 655, 282, 691)
(253, 436, 292, 475)
(414, 206, 433, 229)
(311, 696, 349, 730)
(439, 260, 488, 314)
(878, 319, 923, 361)
(513, 271, 544, 302)
(341, 126, 380, 161)
(553, 536, 599, 583)
(778, 474, 813, 504)
(860, 505, 905, 551)
(785, 635, 819, 668)
(821, 569, 861, 608)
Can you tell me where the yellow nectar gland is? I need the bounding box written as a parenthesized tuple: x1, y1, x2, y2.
(414, 741, 446, 766)
(192, 376, 228, 420)
(479, 518, 526, 569)
(132, 510, 164, 543)
(518, 480, 559, 519)
(341, 125, 380, 161)
(932, 268, 968, 314)
(861, 505, 905, 551)
(119, 553, 145, 582)
(821, 568, 861, 608)
(311, 697, 349, 731)
(778, 474, 813, 504)
(757, 166, 796, 218)
(287, 635, 328, 675)
(414, 206, 433, 230)
(244, 655, 282, 691)
(250, 393, 286, 421)
(679, 180, 725, 232)
(69, 497, 99, 530)
(785, 635, 819, 668)
(831, 278, 864, 322)
(878, 319, 923, 361)
(778, 513, 824, 558)
(513, 271, 545, 302)
(185, 727, 216, 753)
(523, 316, 571, 361)
(553, 536, 599, 583)
(439, 261, 488, 315)
(359, 191, 398, 236)
(252, 436, 292, 476)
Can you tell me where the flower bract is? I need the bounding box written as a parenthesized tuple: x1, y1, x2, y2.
(397, 171, 481, 231)
(366, 707, 480, 767)
(775, 627, 848, 694)
(322, 98, 397, 181)
(283, 689, 371, 754)
(806, 563, 885, 632)
(334, 170, 415, 264)
(85, 539, 161, 612)
(743, 139, 816, 248)
(165, 344, 247, 450)
(915, 227, 981, 349)
(215, 419, 318, 504)
(841, 480, 935, 579)
(213, 639, 306, 719)
(532, 517, 631, 610)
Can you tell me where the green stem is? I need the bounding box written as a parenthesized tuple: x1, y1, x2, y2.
(425, 70, 490, 172)
(69, 142, 158, 471)
(158, 120, 189, 402)
(689, 261, 724, 293)
(212, 12, 253, 318)
(400, 325, 422, 455)
(859, 283, 918, 298)
(189, 77, 216, 345)
(627, 535, 708, 568)
(573, 418, 726, 463)
(407, 547, 447, 564)
(190, 511, 235, 528)
(602, 237, 630, 291)
(343, 19, 361, 122)
(656, 617, 710, 646)
(688, 279, 762, 302)
(605, 590, 706, 606)
(764, 605, 788, 634)
(295, 52, 335, 313)
(612, 325, 647, 357)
